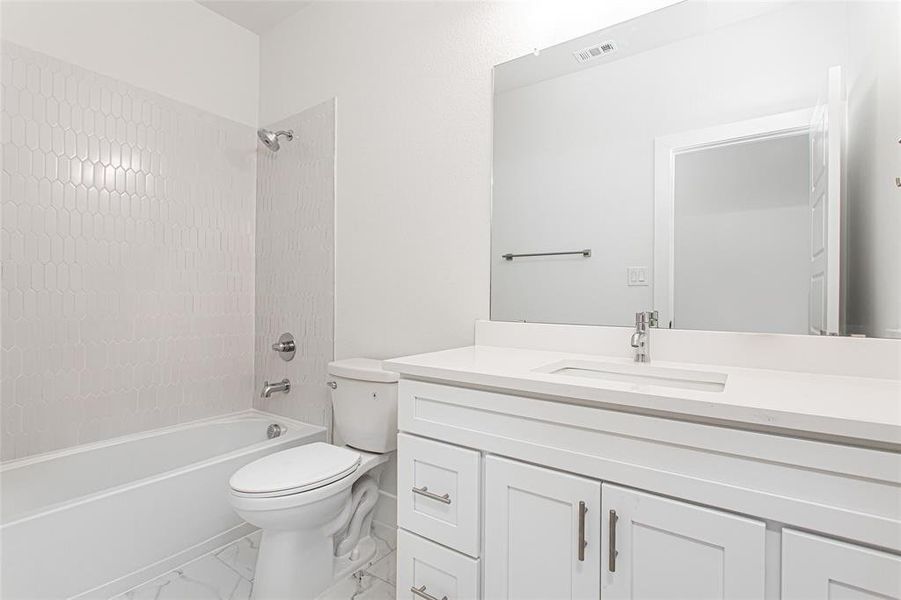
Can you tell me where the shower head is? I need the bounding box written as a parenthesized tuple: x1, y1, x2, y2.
(257, 128, 294, 152)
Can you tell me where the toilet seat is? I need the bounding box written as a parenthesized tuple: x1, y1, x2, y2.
(230, 442, 361, 498)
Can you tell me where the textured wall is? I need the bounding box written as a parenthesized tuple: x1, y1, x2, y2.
(1, 0, 260, 128)
(253, 100, 335, 428)
(0, 43, 256, 460)
(259, 1, 679, 362)
(258, 0, 681, 536)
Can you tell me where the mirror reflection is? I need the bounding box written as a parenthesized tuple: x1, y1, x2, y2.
(491, 0, 900, 338)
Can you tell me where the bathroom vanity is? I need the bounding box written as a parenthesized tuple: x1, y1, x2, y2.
(389, 2, 901, 597)
(386, 322, 901, 600)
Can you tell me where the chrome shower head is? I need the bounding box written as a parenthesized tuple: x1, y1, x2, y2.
(257, 128, 294, 152)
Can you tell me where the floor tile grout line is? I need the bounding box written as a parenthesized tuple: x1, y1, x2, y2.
(213, 551, 254, 584)
(362, 550, 396, 585)
(124, 535, 395, 597)
(209, 530, 261, 584)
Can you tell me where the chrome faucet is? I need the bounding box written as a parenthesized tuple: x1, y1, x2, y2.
(630, 311, 658, 363)
(261, 378, 291, 398)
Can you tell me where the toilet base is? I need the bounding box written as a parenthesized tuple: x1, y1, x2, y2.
(251, 532, 379, 600)
(253, 528, 332, 600)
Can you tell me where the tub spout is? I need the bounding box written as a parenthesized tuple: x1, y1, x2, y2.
(261, 379, 290, 398)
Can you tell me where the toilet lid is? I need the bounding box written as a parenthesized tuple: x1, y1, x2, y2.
(229, 443, 361, 497)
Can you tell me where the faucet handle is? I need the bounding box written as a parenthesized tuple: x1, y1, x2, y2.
(635, 311, 658, 326)
(271, 333, 296, 361)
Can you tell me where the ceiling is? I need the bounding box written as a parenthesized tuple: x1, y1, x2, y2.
(197, 0, 311, 34)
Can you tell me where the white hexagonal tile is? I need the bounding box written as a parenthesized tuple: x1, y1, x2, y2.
(1, 42, 258, 460)
(18, 89, 33, 119)
(10, 114, 25, 146)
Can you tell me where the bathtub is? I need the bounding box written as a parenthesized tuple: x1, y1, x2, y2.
(0, 411, 326, 599)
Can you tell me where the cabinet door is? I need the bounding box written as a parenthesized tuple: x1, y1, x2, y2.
(782, 529, 901, 599)
(484, 455, 601, 600)
(601, 484, 765, 599)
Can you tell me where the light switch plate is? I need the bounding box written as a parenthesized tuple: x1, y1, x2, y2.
(627, 266, 649, 286)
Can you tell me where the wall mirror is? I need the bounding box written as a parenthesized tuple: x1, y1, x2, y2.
(490, 0, 900, 338)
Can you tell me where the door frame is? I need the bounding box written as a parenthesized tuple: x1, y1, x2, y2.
(653, 107, 814, 329)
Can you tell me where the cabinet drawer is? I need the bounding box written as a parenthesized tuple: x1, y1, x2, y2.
(398, 433, 481, 557)
(397, 529, 480, 600)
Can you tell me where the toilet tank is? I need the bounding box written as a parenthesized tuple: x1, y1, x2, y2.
(327, 358, 399, 453)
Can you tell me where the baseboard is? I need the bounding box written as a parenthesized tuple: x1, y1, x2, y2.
(373, 489, 397, 527)
(372, 519, 397, 548)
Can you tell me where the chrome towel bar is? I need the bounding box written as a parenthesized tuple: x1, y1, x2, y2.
(502, 249, 591, 261)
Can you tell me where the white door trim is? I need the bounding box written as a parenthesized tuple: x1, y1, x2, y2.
(653, 108, 815, 328)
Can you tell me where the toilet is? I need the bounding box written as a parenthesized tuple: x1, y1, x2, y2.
(229, 358, 398, 600)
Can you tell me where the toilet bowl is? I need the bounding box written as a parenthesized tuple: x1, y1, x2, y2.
(228, 358, 398, 600)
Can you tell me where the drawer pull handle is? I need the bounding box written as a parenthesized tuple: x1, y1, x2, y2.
(608, 509, 619, 572)
(578, 501, 588, 561)
(412, 486, 452, 504)
(411, 585, 447, 600)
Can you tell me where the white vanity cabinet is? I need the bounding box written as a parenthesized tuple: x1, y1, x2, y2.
(601, 484, 765, 599)
(397, 433, 481, 557)
(484, 456, 601, 600)
(782, 530, 901, 599)
(397, 529, 481, 600)
(393, 378, 901, 600)
(478, 458, 766, 600)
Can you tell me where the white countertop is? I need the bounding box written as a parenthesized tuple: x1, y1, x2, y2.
(385, 345, 901, 448)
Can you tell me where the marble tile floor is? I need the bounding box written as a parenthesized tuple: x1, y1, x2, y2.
(115, 530, 396, 600)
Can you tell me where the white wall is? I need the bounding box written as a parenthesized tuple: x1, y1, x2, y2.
(258, 0, 681, 538)
(673, 135, 809, 335)
(491, 2, 851, 327)
(0, 0, 259, 127)
(259, 0, 678, 361)
(845, 1, 901, 338)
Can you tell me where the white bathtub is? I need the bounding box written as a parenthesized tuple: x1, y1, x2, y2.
(0, 411, 326, 599)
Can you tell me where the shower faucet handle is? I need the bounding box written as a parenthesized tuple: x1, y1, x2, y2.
(271, 333, 296, 361)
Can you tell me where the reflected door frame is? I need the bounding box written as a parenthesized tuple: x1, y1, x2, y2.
(653, 107, 814, 329)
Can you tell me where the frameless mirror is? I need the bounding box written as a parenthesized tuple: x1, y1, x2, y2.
(491, 0, 900, 338)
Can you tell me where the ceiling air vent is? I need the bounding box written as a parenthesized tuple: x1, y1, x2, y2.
(573, 40, 617, 63)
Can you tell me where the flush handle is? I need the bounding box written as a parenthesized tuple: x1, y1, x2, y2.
(412, 486, 451, 504)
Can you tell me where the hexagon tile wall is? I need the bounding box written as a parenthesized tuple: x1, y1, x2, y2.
(0, 42, 257, 461)
(254, 100, 335, 429)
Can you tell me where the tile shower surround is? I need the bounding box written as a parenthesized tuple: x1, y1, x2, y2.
(0, 43, 257, 460)
(253, 100, 335, 427)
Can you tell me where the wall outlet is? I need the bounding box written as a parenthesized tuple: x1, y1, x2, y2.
(627, 266, 649, 286)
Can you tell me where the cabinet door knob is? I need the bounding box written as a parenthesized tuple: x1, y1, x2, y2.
(412, 486, 452, 504)
(609, 509, 619, 572)
(411, 585, 447, 600)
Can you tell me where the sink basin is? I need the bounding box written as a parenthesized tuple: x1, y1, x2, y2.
(534, 359, 727, 392)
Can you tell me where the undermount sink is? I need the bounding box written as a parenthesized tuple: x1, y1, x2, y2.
(534, 359, 727, 392)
